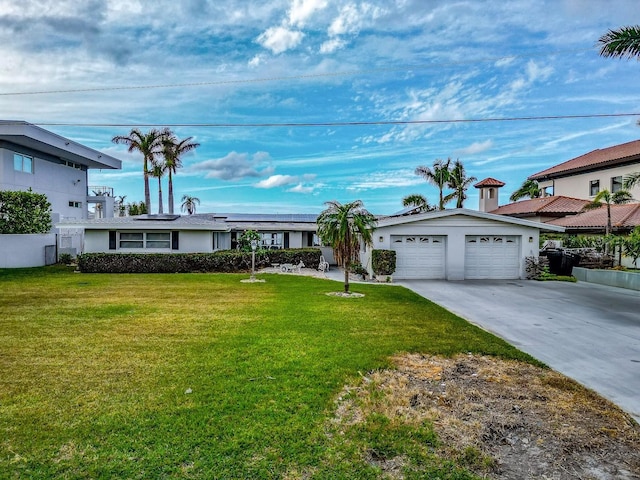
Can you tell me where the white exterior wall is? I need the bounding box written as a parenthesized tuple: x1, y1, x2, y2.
(372, 215, 540, 280)
(0, 147, 89, 220)
(84, 229, 215, 254)
(537, 163, 640, 199)
(0, 233, 57, 267)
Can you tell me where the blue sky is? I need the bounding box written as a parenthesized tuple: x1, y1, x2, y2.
(2, 0, 640, 215)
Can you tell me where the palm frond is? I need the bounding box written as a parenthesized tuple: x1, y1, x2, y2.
(598, 26, 640, 59)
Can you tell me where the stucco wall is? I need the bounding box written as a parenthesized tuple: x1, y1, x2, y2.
(0, 234, 57, 268)
(1, 147, 88, 220)
(537, 163, 640, 199)
(84, 229, 214, 253)
(372, 215, 541, 280)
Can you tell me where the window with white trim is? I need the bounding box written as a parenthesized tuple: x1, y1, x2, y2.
(13, 153, 33, 173)
(69, 201, 82, 208)
(590, 180, 600, 196)
(119, 232, 171, 249)
(611, 176, 623, 193)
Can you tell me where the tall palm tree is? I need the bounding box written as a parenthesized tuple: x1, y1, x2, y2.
(149, 160, 167, 214)
(583, 189, 634, 236)
(623, 172, 640, 190)
(317, 200, 376, 293)
(447, 159, 477, 208)
(162, 132, 200, 215)
(181, 195, 200, 215)
(112, 128, 164, 213)
(415, 158, 452, 210)
(509, 179, 541, 202)
(402, 194, 434, 213)
(598, 26, 640, 59)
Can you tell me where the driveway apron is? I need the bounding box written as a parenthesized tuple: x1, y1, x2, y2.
(398, 279, 640, 422)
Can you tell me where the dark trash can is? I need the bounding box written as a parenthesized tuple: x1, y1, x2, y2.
(547, 250, 580, 276)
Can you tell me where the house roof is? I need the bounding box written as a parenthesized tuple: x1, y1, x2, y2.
(57, 212, 319, 231)
(529, 139, 640, 181)
(474, 177, 506, 188)
(490, 196, 590, 217)
(0, 120, 121, 170)
(377, 208, 565, 232)
(547, 203, 640, 231)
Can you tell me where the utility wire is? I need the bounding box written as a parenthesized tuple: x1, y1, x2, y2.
(28, 112, 640, 129)
(0, 48, 593, 97)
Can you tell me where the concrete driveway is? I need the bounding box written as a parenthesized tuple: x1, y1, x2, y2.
(398, 279, 640, 421)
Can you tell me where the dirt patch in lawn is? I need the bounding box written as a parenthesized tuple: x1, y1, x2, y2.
(332, 353, 640, 479)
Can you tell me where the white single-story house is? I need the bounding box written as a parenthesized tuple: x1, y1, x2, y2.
(364, 208, 564, 281)
(60, 208, 563, 281)
(59, 212, 325, 256)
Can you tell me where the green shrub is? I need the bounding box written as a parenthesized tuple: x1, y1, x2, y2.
(58, 253, 74, 265)
(371, 249, 396, 276)
(76, 248, 322, 273)
(0, 189, 52, 234)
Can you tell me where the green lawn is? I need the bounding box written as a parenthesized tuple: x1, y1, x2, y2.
(0, 267, 536, 479)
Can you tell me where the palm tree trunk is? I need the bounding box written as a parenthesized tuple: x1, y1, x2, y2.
(158, 177, 164, 214)
(144, 159, 151, 214)
(344, 261, 350, 293)
(168, 170, 174, 215)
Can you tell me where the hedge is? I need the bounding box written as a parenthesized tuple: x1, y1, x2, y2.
(77, 248, 322, 273)
(0, 189, 52, 234)
(371, 249, 397, 276)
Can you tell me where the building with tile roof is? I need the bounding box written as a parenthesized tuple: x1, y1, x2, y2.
(528, 139, 640, 200)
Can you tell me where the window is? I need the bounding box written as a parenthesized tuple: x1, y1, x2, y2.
(13, 153, 33, 173)
(68, 201, 82, 208)
(117, 232, 171, 249)
(611, 176, 623, 193)
(260, 232, 283, 249)
(590, 180, 600, 196)
(488, 188, 495, 199)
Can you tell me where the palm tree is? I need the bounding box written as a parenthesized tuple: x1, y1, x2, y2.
(116, 195, 127, 217)
(316, 200, 377, 293)
(623, 172, 640, 190)
(415, 158, 452, 210)
(181, 195, 200, 215)
(149, 160, 167, 214)
(162, 132, 200, 215)
(598, 26, 640, 59)
(509, 179, 541, 202)
(402, 194, 434, 213)
(112, 128, 164, 213)
(447, 159, 477, 208)
(583, 189, 634, 236)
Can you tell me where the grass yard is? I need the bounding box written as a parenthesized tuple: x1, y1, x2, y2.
(0, 267, 537, 479)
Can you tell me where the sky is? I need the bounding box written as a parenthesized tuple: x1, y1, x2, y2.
(1, 0, 640, 215)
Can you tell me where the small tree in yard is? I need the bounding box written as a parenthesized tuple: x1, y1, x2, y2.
(0, 189, 52, 234)
(624, 227, 640, 267)
(317, 200, 376, 293)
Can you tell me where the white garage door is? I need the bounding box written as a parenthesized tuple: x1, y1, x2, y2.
(465, 235, 521, 279)
(392, 235, 446, 279)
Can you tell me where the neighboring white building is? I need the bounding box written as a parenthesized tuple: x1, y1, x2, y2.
(367, 209, 563, 281)
(529, 139, 640, 200)
(0, 121, 121, 221)
(0, 121, 122, 267)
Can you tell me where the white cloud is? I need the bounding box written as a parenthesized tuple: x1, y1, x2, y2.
(455, 140, 494, 156)
(319, 37, 346, 54)
(254, 174, 299, 188)
(288, 183, 315, 193)
(257, 26, 304, 54)
(526, 60, 553, 83)
(288, 0, 328, 27)
(347, 169, 424, 190)
(192, 151, 274, 180)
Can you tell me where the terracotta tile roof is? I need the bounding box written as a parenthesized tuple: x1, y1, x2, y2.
(473, 177, 505, 188)
(490, 196, 590, 216)
(529, 139, 640, 180)
(547, 203, 640, 230)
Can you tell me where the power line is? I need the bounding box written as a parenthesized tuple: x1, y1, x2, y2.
(0, 48, 593, 97)
(29, 112, 640, 129)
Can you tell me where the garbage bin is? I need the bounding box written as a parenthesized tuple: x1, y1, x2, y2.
(546, 250, 563, 275)
(546, 250, 580, 276)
